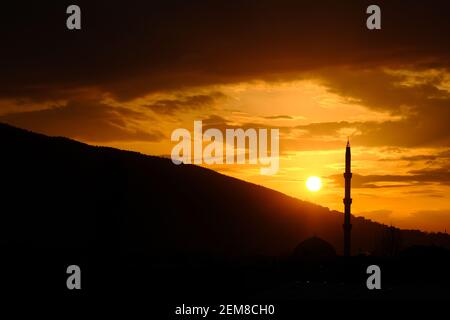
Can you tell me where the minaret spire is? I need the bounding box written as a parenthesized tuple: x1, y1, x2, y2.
(343, 139, 352, 256)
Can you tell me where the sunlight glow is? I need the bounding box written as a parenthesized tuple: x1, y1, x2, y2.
(306, 176, 322, 192)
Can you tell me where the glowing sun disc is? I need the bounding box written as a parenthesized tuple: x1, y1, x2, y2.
(306, 176, 322, 192)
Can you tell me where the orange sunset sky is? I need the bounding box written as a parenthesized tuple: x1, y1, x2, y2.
(1, 1, 449, 232)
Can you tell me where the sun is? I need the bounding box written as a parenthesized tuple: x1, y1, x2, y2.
(306, 176, 322, 192)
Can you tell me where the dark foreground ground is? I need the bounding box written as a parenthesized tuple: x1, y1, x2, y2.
(2, 246, 449, 317)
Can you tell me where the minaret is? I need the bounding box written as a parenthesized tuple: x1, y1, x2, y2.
(343, 138, 352, 257)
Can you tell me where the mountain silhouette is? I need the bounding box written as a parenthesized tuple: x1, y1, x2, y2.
(1, 122, 449, 258)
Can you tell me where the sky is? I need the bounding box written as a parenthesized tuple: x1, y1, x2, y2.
(1, 1, 450, 232)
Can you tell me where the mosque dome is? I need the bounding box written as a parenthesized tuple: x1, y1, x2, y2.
(292, 236, 337, 259)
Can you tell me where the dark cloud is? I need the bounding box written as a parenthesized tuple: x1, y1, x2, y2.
(263, 115, 294, 120)
(1, 1, 450, 102)
(201, 115, 290, 140)
(329, 167, 450, 189)
(272, 62, 449, 147)
(378, 150, 450, 166)
(202, 115, 230, 128)
(313, 67, 450, 147)
(0, 99, 164, 142)
(295, 112, 450, 148)
(1, 1, 450, 152)
(143, 92, 226, 115)
(317, 67, 450, 114)
(407, 167, 450, 186)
